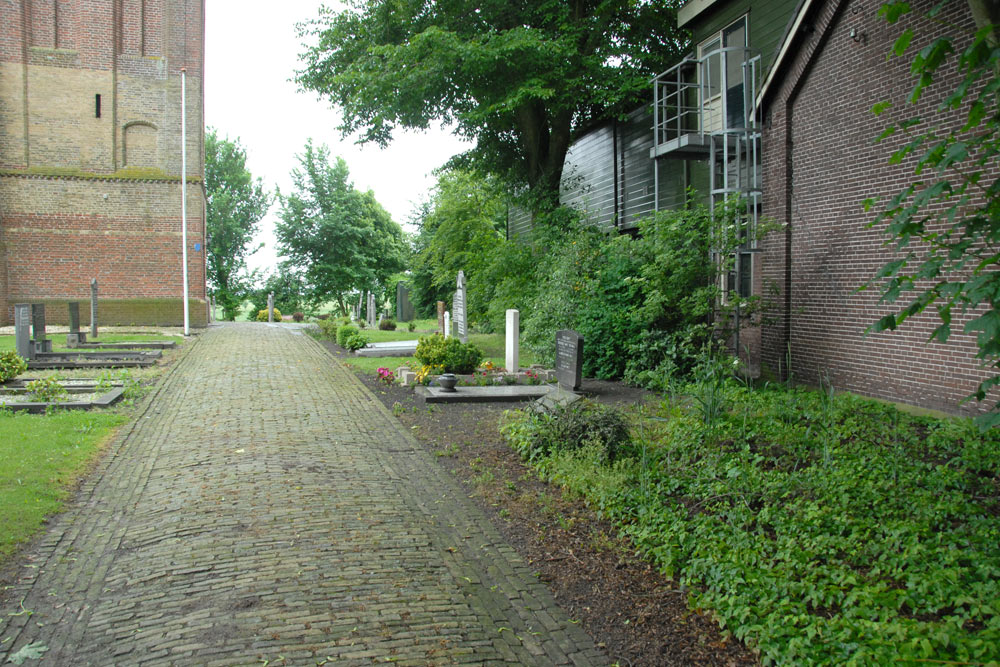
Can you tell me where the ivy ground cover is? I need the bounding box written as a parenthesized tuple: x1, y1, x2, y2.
(505, 385, 1000, 664)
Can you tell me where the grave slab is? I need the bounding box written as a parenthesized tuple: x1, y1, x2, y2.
(530, 386, 583, 414)
(354, 340, 419, 357)
(416, 384, 555, 404)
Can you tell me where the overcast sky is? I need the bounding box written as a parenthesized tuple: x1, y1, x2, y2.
(204, 1, 471, 274)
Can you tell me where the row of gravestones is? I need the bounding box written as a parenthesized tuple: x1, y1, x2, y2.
(13, 298, 98, 361)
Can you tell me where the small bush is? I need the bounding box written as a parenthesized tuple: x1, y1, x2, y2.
(255, 307, 282, 322)
(336, 324, 359, 348)
(376, 367, 395, 386)
(414, 334, 483, 374)
(343, 332, 369, 352)
(0, 350, 28, 382)
(501, 401, 633, 464)
(292, 311, 304, 322)
(408, 322, 416, 332)
(317, 318, 339, 338)
(317, 313, 330, 321)
(379, 318, 397, 331)
(26, 375, 68, 403)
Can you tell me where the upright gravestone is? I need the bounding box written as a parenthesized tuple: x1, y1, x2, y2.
(555, 329, 584, 391)
(67, 302, 86, 347)
(367, 292, 376, 328)
(396, 283, 414, 322)
(444, 311, 451, 339)
(437, 301, 446, 335)
(453, 270, 468, 343)
(505, 309, 519, 373)
(14, 303, 32, 361)
(267, 292, 275, 323)
(90, 278, 98, 339)
(31, 303, 52, 354)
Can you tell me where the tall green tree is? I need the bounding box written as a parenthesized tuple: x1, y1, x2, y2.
(205, 129, 271, 320)
(275, 140, 407, 313)
(295, 0, 688, 209)
(866, 1, 1000, 426)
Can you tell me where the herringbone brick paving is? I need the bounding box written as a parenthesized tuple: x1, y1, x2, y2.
(0, 323, 605, 665)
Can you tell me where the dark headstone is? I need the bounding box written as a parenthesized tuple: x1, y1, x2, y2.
(66, 302, 86, 347)
(555, 329, 584, 391)
(31, 304, 52, 354)
(90, 278, 98, 338)
(396, 283, 414, 322)
(14, 303, 33, 361)
(454, 270, 468, 343)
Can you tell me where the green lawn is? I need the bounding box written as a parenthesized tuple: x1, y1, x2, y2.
(0, 333, 183, 354)
(0, 409, 126, 557)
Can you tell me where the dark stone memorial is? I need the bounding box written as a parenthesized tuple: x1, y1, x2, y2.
(14, 303, 32, 361)
(67, 302, 87, 347)
(90, 278, 99, 339)
(396, 283, 414, 322)
(31, 304, 52, 354)
(555, 329, 584, 391)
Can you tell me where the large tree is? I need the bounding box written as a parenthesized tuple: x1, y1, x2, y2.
(867, 1, 1000, 425)
(295, 0, 688, 209)
(275, 140, 407, 313)
(205, 129, 271, 320)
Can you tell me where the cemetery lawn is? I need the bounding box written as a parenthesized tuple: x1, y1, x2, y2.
(0, 333, 183, 354)
(0, 409, 126, 559)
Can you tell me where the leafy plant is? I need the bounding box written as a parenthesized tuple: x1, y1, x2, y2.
(414, 333, 483, 374)
(501, 400, 634, 465)
(292, 311, 305, 322)
(342, 332, 369, 352)
(336, 324, 359, 348)
(26, 376, 68, 403)
(0, 350, 28, 383)
(376, 367, 395, 386)
(255, 307, 282, 322)
(378, 318, 396, 331)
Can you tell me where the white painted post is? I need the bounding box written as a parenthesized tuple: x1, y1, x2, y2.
(267, 292, 274, 323)
(444, 311, 451, 339)
(505, 309, 519, 373)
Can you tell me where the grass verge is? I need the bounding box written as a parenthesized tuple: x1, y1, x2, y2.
(0, 409, 126, 558)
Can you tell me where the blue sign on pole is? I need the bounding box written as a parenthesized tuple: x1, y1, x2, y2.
(194, 243, 202, 252)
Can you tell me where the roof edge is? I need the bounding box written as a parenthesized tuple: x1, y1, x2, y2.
(755, 0, 818, 108)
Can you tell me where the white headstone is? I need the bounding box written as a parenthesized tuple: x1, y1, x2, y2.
(267, 292, 274, 322)
(444, 311, 451, 339)
(505, 309, 519, 373)
(454, 270, 468, 343)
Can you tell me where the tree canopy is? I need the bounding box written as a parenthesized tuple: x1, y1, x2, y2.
(296, 0, 688, 208)
(275, 140, 407, 314)
(205, 129, 271, 320)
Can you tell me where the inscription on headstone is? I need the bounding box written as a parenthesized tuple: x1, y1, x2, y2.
(453, 270, 468, 343)
(437, 301, 446, 335)
(555, 329, 584, 391)
(90, 278, 98, 339)
(14, 303, 32, 361)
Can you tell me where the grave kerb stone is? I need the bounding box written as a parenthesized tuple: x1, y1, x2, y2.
(555, 329, 584, 391)
(505, 309, 519, 373)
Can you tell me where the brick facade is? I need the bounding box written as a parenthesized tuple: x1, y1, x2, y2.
(758, 0, 994, 416)
(0, 0, 207, 326)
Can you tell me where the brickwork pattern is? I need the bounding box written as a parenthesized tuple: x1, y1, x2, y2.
(0, 324, 603, 666)
(759, 0, 995, 415)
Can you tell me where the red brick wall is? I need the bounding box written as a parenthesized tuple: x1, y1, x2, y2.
(759, 0, 995, 416)
(0, 0, 205, 326)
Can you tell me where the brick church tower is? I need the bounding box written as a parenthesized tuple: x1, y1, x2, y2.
(0, 0, 207, 326)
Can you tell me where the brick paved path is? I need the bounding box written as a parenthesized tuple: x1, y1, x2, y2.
(0, 324, 604, 666)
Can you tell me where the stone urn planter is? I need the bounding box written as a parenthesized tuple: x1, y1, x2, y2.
(437, 373, 458, 392)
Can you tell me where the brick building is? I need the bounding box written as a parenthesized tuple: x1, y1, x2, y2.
(0, 0, 207, 327)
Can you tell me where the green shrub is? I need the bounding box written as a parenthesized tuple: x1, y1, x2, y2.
(342, 331, 369, 352)
(501, 400, 634, 465)
(0, 351, 28, 382)
(379, 318, 397, 331)
(26, 375, 68, 403)
(414, 334, 483, 374)
(336, 324, 359, 348)
(407, 321, 416, 332)
(316, 317, 339, 338)
(255, 307, 282, 322)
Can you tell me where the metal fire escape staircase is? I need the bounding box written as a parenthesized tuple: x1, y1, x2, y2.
(651, 46, 762, 302)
